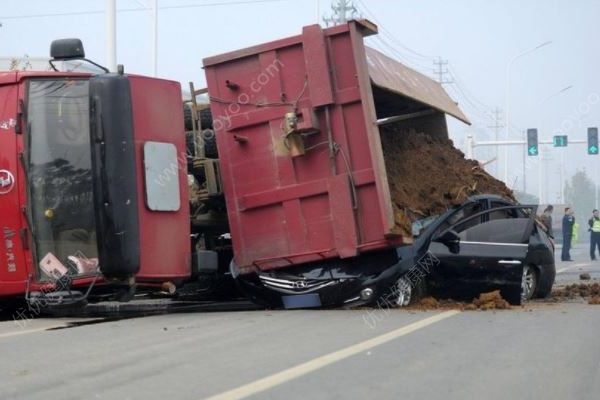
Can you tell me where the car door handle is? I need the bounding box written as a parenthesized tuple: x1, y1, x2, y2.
(498, 260, 522, 265)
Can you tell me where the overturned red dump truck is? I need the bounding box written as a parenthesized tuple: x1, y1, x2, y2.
(2, 20, 514, 311)
(203, 20, 476, 308)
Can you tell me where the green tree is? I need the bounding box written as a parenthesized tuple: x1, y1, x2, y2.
(564, 169, 596, 240)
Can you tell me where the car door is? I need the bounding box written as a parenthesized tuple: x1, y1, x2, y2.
(428, 205, 537, 304)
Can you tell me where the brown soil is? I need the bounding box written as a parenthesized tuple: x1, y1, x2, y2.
(472, 290, 511, 310)
(411, 291, 511, 311)
(589, 296, 600, 305)
(551, 282, 600, 299)
(379, 128, 514, 236)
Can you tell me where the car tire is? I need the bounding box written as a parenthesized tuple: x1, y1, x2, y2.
(534, 265, 554, 299)
(392, 275, 427, 307)
(521, 265, 538, 302)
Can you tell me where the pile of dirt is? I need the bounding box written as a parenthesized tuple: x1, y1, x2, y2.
(589, 296, 600, 305)
(469, 290, 511, 310)
(411, 291, 511, 311)
(551, 282, 600, 300)
(379, 127, 515, 236)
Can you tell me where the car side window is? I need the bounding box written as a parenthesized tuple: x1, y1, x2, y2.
(452, 209, 531, 244)
(489, 201, 518, 220)
(441, 202, 483, 232)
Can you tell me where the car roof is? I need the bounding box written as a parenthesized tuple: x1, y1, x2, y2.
(467, 194, 513, 203)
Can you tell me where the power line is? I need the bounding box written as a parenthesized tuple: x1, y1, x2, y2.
(0, 0, 298, 20)
(354, 0, 437, 61)
(368, 36, 435, 74)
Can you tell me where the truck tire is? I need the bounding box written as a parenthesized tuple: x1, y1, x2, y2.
(183, 105, 213, 131)
(185, 130, 218, 158)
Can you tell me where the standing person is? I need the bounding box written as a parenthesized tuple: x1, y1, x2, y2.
(562, 207, 575, 261)
(540, 205, 554, 238)
(589, 209, 600, 261)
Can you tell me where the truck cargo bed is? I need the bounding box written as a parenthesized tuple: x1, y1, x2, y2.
(203, 20, 509, 272)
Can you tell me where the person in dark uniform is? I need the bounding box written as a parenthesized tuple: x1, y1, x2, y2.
(589, 209, 600, 261)
(562, 207, 575, 261)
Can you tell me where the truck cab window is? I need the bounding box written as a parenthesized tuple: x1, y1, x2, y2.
(27, 79, 98, 279)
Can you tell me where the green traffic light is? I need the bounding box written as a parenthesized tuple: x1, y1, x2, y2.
(528, 146, 538, 155)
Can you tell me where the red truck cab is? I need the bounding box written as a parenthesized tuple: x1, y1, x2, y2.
(0, 41, 190, 307)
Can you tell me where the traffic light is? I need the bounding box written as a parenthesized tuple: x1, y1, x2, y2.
(553, 135, 568, 147)
(527, 129, 538, 156)
(588, 127, 599, 155)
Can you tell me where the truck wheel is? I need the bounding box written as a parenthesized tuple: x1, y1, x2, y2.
(186, 130, 218, 158)
(183, 105, 213, 131)
(203, 129, 218, 158)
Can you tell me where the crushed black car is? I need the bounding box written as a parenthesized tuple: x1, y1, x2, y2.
(233, 195, 556, 308)
(393, 195, 555, 306)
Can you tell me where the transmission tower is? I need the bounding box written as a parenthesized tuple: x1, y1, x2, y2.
(487, 107, 505, 176)
(433, 57, 453, 84)
(323, 0, 360, 27)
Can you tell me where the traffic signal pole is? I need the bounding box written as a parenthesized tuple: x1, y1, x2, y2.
(466, 135, 589, 204)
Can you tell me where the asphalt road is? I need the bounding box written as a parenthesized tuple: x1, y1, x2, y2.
(0, 245, 599, 400)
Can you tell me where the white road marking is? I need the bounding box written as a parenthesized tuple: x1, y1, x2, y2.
(557, 263, 590, 274)
(205, 310, 460, 400)
(0, 324, 70, 339)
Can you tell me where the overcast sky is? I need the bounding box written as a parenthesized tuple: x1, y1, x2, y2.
(1, 0, 599, 205)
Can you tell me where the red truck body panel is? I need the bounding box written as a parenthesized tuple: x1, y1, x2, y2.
(0, 72, 28, 296)
(129, 75, 191, 282)
(0, 71, 190, 298)
(204, 21, 402, 272)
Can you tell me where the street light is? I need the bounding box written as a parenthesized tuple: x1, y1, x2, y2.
(535, 84, 573, 204)
(504, 40, 553, 184)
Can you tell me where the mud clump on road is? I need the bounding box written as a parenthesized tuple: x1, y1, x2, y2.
(411, 291, 511, 311)
(417, 297, 440, 309)
(472, 290, 511, 310)
(379, 128, 514, 237)
(589, 296, 600, 305)
(579, 273, 592, 281)
(551, 283, 600, 300)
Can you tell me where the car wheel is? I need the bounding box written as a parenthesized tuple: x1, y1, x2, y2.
(394, 277, 413, 307)
(521, 265, 538, 302)
(392, 276, 426, 307)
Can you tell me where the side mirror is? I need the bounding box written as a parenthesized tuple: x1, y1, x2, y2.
(434, 230, 460, 254)
(51, 39, 85, 60)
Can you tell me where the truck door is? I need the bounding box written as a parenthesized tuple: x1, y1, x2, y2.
(428, 205, 536, 304)
(25, 78, 100, 278)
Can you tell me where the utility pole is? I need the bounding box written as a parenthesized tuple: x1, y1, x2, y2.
(487, 107, 505, 177)
(323, 0, 359, 26)
(106, 0, 117, 72)
(152, 0, 158, 77)
(433, 57, 453, 84)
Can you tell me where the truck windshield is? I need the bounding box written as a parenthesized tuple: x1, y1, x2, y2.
(27, 79, 98, 278)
